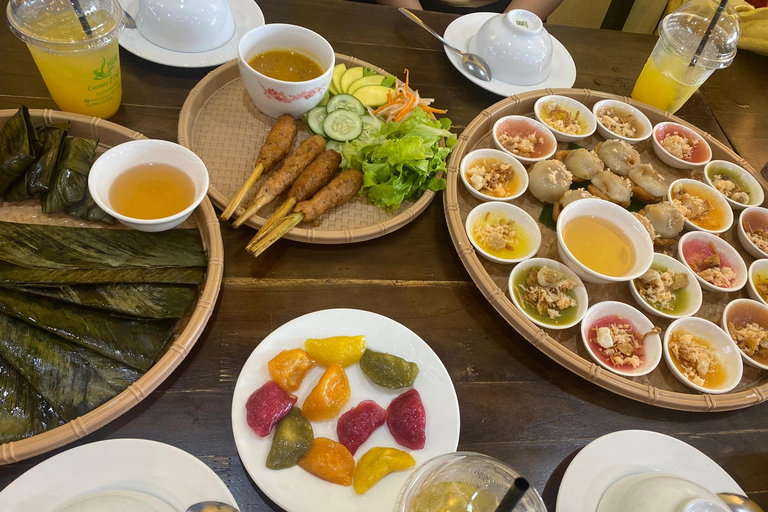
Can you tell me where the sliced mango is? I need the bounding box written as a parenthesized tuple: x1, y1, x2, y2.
(340, 67, 365, 93)
(347, 75, 385, 95)
(353, 85, 391, 107)
(331, 64, 347, 94)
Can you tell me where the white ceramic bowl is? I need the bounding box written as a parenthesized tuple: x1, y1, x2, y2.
(580, 301, 662, 377)
(737, 207, 768, 259)
(534, 95, 596, 142)
(721, 298, 768, 371)
(591, 99, 652, 144)
(508, 257, 588, 330)
(459, 148, 528, 202)
(652, 122, 712, 169)
(556, 198, 654, 284)
(677, 231, 747, 293)
(465, 202, 541, 264)
(668, 178, 733, 234)
(596, 473, 732, 512)
(238, 24, 335, 118)
(628, 253, 702, 319)
(467, 10, 552, 86)
(492, 115, 557, 165)
(747, 259, 768, 306)
(704, 160, 764, 211)
(88, 140, 209, 232)
(663, 317, 744, 394)
(136, 0, 235, 53)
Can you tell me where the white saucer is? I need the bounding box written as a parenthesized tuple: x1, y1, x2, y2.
(117, 0, 265, 68)
(556, 430, 744, 512)
(443, 12, 576, 97)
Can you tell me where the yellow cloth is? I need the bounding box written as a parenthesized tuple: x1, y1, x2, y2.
(665, 0, 768, 55)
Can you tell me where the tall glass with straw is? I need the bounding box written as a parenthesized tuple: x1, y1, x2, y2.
(631, 0, 740, 113)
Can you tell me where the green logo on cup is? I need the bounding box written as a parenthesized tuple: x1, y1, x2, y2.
(93, 55, 118, 81)
(516, 20, 529, 28)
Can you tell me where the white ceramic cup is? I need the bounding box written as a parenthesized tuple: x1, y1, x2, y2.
(136, 0, 235, 53)
(237, 24, 335, 118)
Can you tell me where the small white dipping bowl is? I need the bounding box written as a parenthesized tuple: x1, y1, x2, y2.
(591, 99, 652, 144)
(136, 0, 235, 53)
(704, 160, 764, 211)
(628, 253, 702, 320)
(534, 95, 596, 143)
(738, 207, 768, 259)
(747, 259, 768, 306)
(508, 257, 588, 330)
(556, 198, 654, 284)
(459, 148, 528, 202)
(492, 115, 557, 165)
(663, 317, 743, 394)
(580, 301, 661, 377)
(668, 178, 733, 234)
(721, 298, 768, 371)
(88, 140, 209, 232)
(652, 121, 712, 169)
(677, 231, 747, 293)
(465, 201, 541, 264)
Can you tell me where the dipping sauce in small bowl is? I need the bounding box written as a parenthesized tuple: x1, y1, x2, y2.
(668, 179, 733, 234)
(592, 99, 652, 144)
(492, 116, 556, 164)
(629, 253, 702, 319)
(704, 160, 764, 210)
(109, 163, 196, 220)
(722, 298, 768, 370)
(533, 95, 596, 142)
(465, 202, 541, 264)
(459, 148, 528, 202)
(248, 49, 324, 82)
(678, 232, 747, 293)
(738, 207, 768, 259)
(652, 122, 712, 169)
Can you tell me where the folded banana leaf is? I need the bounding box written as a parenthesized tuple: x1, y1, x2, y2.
(4, 122, 70, 202)
(0, 314, 117, 422)
(4, 283, 198, 318)
(65, 188, 116, 225)
(42, 137, 98, 213)
(71, 345, 143, 392)
(0, 262, 205, 285)
(0, 222, 206, 269)
(0, 288, 176, 371)
(0, 353, 63, 444)
(0, 107, 41, 196)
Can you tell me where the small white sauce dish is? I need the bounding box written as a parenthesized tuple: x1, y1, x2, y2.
(136, 0, 235, 53)
(596, 473, 732, 512)
(663, 317, 743, 394)
(465, 201, 541, 264)
(667, 178, 733, 235)
(459, 148, 528, 202)
(508, 257, 588, 330)
(580, 301, 662, 377)
(492, 115, 557, 165)
(88, 139, 209, 232)
(628, 253, 702, 320)
(704, 160, 764, 211)
(747, 259, 768, 306)
(737, 207, 768, 259)
(652, 121, 712, 169)
(677, 231, 747, 293)
(591, 99, 652, 144)
(721, 298, 768, 371)
(533, 95, 596, 142)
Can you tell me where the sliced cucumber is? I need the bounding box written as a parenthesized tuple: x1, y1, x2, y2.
(360, 115, 384, 140)
(331, 63, 347, 93)
(326, 93, 366, 116)
(340, 67, 365, 93)
(307, 106, 328, 136)
(348, 74, 385, 95)
(325, 140, 344, 153)
(353, 85, 391, 107)
(322, 110, 363, 142)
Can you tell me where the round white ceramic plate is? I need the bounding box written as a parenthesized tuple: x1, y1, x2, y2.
(232, 308, 460, 512)
(443, 12, 576, 97)
(556, 430, 744, 512)
(0, 439, 238, 512)
(117, 0, 265, 68)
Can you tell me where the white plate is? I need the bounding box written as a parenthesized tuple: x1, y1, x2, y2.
(0, 439, 238, 512)
(231, 308, 460, 512)
(118, 0, 265, 68)
(443, 13, 576, 97)
(556, 430, 744, 512)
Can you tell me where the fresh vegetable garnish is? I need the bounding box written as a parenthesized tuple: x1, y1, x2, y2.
(373, 69, 446, 123)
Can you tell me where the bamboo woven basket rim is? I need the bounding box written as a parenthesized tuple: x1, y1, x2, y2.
(177, 54, 436, 244)
(444, 88, 768, 412)
(0, 109, 224, 464)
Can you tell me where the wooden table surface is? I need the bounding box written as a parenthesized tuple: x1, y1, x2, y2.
(2, 0, 768, 509)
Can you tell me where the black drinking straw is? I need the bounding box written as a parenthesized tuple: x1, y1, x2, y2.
(69, 0, 93, 36)
(495, 477, 530, 512)
(689, 0, 729, 67)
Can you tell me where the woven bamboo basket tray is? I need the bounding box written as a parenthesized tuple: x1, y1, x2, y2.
(0, 109, 224, 464)
(178, 54, 435, 244)
(445, 89, 768, 412)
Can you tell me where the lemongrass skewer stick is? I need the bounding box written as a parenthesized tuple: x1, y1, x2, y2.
(232, 194, 273, 229)
(252, 197, 297, 244)
(220, 163, 265, 221)
(246, 213, 304, 257)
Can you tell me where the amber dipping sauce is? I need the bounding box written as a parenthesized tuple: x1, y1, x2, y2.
(109, 163, 196, 220)
(248, 49, 324, 82)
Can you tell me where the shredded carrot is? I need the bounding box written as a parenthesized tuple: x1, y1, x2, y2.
(371, 68, 447, 123)
(418, 105, 447, 114)
(394, 94, 417, 122)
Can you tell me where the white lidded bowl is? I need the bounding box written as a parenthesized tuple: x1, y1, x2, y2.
(668, 178, 733, 234)
(591, 99, 652, 144)
(737, 207, 768, 259)
(596, 473, 732, 512)
(459, 148, 528, 202)
(465, 201, 541, 264)
(492, 115, 557, 165)
(663, 317, 743, 394)
(533, 95, 596, 142)
(628, 253, 702, 320)
(136, 0, 235, 53)
(556, 198, 654, 284)
(88, 139, 209, 232)
(704, 160, 764, 211)
(677, 231, 747, 293)
(652, 121, 712, 169)
(508, 257, 588, 330)
(580, 301, 661, 377)
(721, 298, 768, 371)
(747, 259, 768, 306)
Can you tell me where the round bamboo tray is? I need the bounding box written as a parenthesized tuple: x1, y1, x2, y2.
(178, 54, 436, 244)
(444, 89, 768, 412)
(0, 109, 224, 464)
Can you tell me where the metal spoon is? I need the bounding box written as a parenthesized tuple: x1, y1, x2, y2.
(186, 502, 240, 512)
(123, 9, 136, 29)
(398, 8, 492, 82)
(718, 493, 765, 512)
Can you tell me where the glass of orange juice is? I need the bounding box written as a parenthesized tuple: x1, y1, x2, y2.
(7, 0, 125, 119)
(631, 0, 740, 114)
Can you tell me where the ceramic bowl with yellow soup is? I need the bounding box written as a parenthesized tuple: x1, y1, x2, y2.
(533, 95, 596, 143)
(556, 198, 653, 284)
(465, 202, 541, 264)
(459, 148, 528, 202)
(668, 179, 733, 235)
(747, 260, 768, 307)
(721, 298, 768, 371)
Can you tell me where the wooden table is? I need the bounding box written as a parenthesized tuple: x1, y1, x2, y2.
(2, 0, 768, 509)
